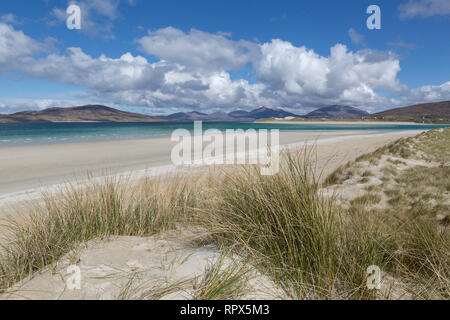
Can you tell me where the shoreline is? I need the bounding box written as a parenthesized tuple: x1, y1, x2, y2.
(258, 120, 433, 125)
(0, 129, 425, 209)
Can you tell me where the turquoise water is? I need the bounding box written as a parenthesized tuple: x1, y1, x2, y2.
(1, 122, 449, 147)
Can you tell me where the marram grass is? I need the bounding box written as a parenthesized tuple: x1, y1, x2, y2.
(0, 132, 449, 299)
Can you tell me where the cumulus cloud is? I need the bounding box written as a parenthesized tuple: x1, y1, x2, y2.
(399, 0, 450, 19)
(0, 23, 42, 70)
(138, 27, 259, 72)
(17, 45, 266, 112)
(0, 23, 448, 114)
(254, 40, 404, 108)
(400, 81, 450, 104)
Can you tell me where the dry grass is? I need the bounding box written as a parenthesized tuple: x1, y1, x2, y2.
(193, 255, 253, 300)
(0, 128, 449, 299)
(0, 174, 206, 291)
(117, 254, 252, 300)
(324, 127, 450, 299)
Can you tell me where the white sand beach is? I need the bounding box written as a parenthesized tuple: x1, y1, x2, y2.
(0, 129, 424, 209)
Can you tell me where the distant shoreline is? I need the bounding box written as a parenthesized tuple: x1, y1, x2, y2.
(257, 120, 429, 125)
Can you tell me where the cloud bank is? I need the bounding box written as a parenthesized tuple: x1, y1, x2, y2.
(0, 22, 449, 114)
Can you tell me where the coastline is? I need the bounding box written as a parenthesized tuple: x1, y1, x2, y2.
(258, 120, 429, 125)
(0, 129, 424, 210)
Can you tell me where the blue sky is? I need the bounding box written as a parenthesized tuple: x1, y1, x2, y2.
(0, 0, 449, 115)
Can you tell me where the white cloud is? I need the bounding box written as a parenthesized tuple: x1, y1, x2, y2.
(399, 0, 450, 19)
(0, 23, 448, 114)
(348, 28, 365, 46)
(18, 46, 266, 112)
(0, 23, 42, 70)
(254, 41, 404, 107)
(399, 81, 450, 104)
(138, 27, 259, 72)
(0, 13, 19, 25)
(0, 98, 86, 114)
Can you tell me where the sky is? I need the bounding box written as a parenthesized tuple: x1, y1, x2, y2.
(0, 0, 449, 115)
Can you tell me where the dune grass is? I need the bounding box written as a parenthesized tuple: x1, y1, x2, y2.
(0, 129, 448, 299)
(193, 255, 253, 300)
(197, 151, 388, 299)
(323, 127, 450, 299)
(0, 175, 203, 291)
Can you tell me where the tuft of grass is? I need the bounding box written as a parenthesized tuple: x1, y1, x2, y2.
(199, 151, 384, 299)
(118, 275, 194, 300)
(324, 167, 344, 186)
(362, 170, 374, 177)
(193, 255, 253, 300)
(350, 193, 382, 207)
(391, 218, 450, 299)
(0, 175, 202, 292)
(359, 177, 370, 184)
(381, 166, 398, 177)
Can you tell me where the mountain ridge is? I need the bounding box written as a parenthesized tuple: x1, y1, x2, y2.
(158, 107, 301, 122)
(371, 101, 450, 120)
(1, 101, 449, 123)
(304, 105, 369, 119)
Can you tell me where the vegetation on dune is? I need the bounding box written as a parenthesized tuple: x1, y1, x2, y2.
(0, 175, 202, 291)
(323, 127, 450, 298)
(0, 128, 449, 299)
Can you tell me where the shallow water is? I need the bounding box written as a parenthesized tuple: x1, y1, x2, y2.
(1, 121, 449, 147)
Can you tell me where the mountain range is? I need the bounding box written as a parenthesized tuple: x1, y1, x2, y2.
(160, 107, 300, 122)
(0, 102, 448, 123)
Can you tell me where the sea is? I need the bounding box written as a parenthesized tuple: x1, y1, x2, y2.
(1, 121, 449, 147)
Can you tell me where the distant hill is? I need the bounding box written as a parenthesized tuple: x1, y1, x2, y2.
(161, 107, 301, 122)
(0, 105, 165, 123)
(305, 105, 369, 119)
(161, 111, 240, 122)
(236, 107, 300, 120)
(163, 111, 208, 121)
(371, 101, 450, 121)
